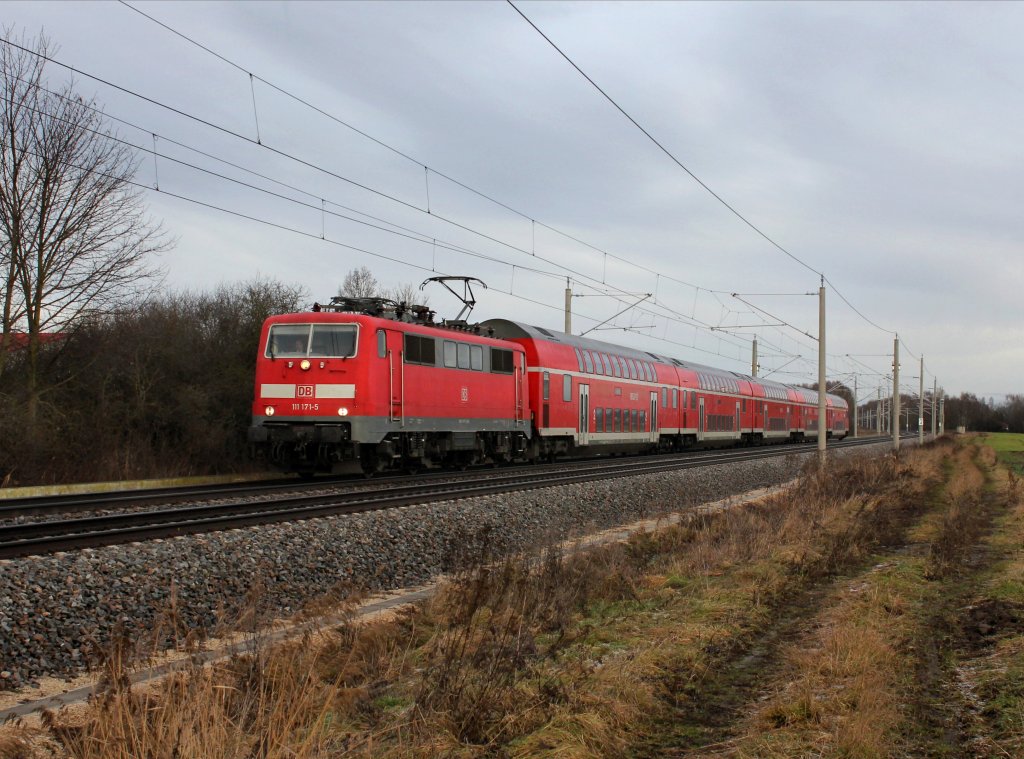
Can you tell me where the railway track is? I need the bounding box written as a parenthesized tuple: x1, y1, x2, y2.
(0, 436, 895, 559)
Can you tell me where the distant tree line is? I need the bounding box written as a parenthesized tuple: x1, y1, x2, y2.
(942, 393, 1024, 433)
(0, 280, 306, 486)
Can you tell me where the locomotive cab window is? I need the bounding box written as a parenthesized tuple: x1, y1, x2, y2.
(267, 323, 357, 358)
(443, 340, 457, 368)
(310, 325, 357, 357)
(377, 330, 386, 358)
(405, 334, 436, 365)
(490, 348, 514, 374)
(267, 324, 310, 357)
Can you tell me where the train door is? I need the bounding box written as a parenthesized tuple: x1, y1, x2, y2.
(578, 383, 590, 445)
(649, 391, 659, 443)
(384, 329, 405, 425)
(514, 352, 525, 424)
(698, 397, 705, 442)
(736, 401, 741, 441)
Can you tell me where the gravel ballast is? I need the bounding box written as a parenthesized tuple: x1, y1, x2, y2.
(0, 444, 890, 690)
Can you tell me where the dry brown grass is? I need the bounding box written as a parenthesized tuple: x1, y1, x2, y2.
(697, 436, 1015, 758)
(0, 444, 955, 758)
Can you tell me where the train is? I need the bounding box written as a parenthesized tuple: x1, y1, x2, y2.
(248, 295, 848, 476)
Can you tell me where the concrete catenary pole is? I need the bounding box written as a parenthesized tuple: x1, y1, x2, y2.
(752, 337, 758, 378)
(818, 280, 827, 465)
(564, 278, 572, 335)
(877, 388, 882, 435)
(919, 356, 925, 445)
(893, 336, 900, 452)
(853, 374, 859, 438)
(932, 378, 937, 437)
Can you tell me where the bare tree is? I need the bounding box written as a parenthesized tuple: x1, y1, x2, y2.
(382, 281, 429, 307)
(338, 266, 379, 299)
(0, 30, 167, 422)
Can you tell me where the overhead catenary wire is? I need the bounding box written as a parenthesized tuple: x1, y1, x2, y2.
(0, 24, 901, 387)
(506, 1, 918, 351)
(114, 1, 729, 302)
(94, 8, 905, 370)
(99, 9, 915, 368)
(0, 40, 770, 360)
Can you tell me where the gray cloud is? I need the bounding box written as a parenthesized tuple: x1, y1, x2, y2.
(3, 0, 1021, 397)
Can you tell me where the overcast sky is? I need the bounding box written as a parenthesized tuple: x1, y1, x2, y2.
(4, 1, 1022, 401)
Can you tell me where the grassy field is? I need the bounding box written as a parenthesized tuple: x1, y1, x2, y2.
(3, 436, 1024, 757)
(978, 431, 1024, 474)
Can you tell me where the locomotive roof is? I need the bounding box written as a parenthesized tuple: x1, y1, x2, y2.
(482, 319, 848, 409)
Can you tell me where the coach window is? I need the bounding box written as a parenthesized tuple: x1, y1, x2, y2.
(600, 353, 612, 375)
(691, 392, 697, 410)
(457, 343, 471, 369)
(639, 410, 646, 432)
(612, 356, 621, 378)
(672, 388, 678, 409)
(595, 407, 604, 432)
(377, 330, 386, 358)
(582, 351, 594, 374)
(443, 340, 457, 368)
(573, 348, 584, 372)
(543, 371, 550, 401)
(470, 345, 483, 371)
(631, 409, 638, 432)
(563, 374, 572, 402)
(606, 408, 613, 432)
(662, 387, 668, 408)
(614, 408, 621, 432)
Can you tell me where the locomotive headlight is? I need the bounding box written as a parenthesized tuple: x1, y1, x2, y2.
(264, 405, 276, 417)
(300, 359, 311, 371)
(337, 407, 349, 416)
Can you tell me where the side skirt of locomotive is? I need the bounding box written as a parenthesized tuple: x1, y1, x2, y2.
(250, 416, 531, 475)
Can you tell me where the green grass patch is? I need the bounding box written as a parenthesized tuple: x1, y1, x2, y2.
(979, 432, 1024, 474)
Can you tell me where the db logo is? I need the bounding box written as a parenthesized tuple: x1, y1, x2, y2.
(297, 385, 314, 398)
(460, 387, 469, 402)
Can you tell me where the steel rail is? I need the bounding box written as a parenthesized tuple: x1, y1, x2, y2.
(0, 436, 894, 559)
(0, 434, 894, 519)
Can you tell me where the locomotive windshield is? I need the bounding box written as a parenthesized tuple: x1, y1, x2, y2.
(266, 324, 357, 358)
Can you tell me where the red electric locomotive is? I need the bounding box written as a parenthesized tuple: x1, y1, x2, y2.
(248, 297, 529, 475)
